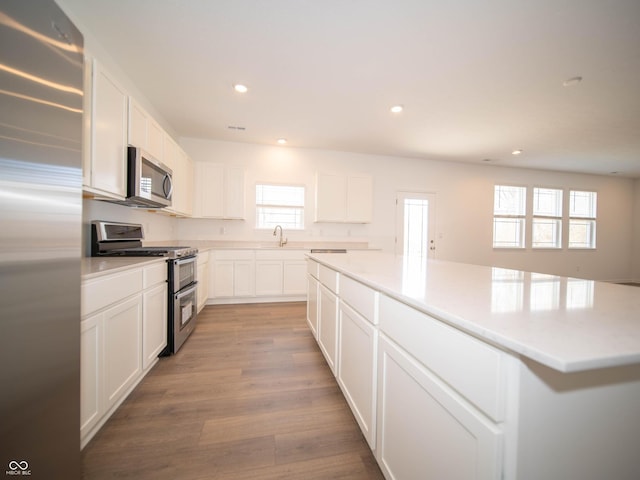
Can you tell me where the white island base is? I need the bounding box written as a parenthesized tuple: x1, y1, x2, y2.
(306, 253, 640, 480)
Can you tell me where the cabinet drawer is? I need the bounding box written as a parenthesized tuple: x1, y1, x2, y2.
(255, 249, 306, 261)
(340, 275, 378, 325)
(197, 250, 209, 264)
(307, 259, 319, 279)
(143, 261, 167, 288)
(82, 269, 143, 316)
(214, 249, 254, 261)
(379, 294, 506, 422)
(319, 264, 339, 293)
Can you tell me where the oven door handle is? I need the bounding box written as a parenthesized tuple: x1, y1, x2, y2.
(173, 255, 197, 267)
(175, 282, 197, 300)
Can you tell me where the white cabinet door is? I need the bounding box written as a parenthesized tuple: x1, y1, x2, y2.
(376, 335, 502, 480)
(195, 162, 224, 218)
(171, 147, 194, 217)
(142, 283, 167, 370)
(315, 173, 347, 222)
(194, 163, 244, 219)
(128, 98, 147, 148)
(225, 167, 245, 219)
(318, 284, 339, 374)
(197, 253, 209, 312)
(347, 175, 373, 223)
(234, 260, 254, 297)
(212, 260, 234, 298)
(255, 260, 283, 296)
(283, 260, 307, 295)
(147, 119, 164, 161)
(338, 301, 377, 449)
(103, 295, 143, 410)
(89, 59, 127, 198)
(315, 173, 373, 223)
(211, 259, 254, 298)
(80, 313, 102, 440)
(162, 132, 176, 171)
(307, 275, 319, 338)
(128, 97, 164, 161)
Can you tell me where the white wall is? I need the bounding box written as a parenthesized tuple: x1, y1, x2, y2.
(82, 199, 176, 257)
(179, 138, 635, 282)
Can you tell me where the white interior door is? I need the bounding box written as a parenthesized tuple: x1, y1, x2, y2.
(395, 192, 437, 258)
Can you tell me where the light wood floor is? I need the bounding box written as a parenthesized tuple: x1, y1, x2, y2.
(82, 302, 384, 480)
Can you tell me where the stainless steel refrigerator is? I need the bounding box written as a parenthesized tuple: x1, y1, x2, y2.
(0, 1, 83, 477)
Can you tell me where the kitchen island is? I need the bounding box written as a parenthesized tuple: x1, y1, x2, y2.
(306, 251, 640, 480)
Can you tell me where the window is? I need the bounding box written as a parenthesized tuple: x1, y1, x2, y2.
(493, 185, 526, 248)
(532, 187, 562, 248)
(568, 190, 597, 249)
(255, 184, 305, 230)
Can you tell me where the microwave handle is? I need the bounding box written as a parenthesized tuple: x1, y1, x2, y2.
(163, 174, 173, 199)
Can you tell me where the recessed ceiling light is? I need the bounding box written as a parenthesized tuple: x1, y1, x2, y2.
(562, 76, 582, 87)
(512, 149, 523, 155)
(277, 138, 287, 145)
(233, 84, 248, 93)
(390, 105, 403, 113)
(482, 158, 492, 162)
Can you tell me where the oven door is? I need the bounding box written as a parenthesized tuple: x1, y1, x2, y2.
(172, 282, 197, 353)
(172, 256, 197, 292)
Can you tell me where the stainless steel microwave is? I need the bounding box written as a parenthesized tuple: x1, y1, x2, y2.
(125, 146, 173, 208)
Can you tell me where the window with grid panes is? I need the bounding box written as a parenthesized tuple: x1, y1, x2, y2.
(568, 190, 596, 249)
(532, 187, 562, 248)
(493, 185, 526, 248)
(255, 184, 305, 230)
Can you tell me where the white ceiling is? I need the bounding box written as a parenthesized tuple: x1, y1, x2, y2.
(62, 0, 640, 177)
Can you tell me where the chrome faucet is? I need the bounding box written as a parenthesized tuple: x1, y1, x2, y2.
(273, 225, 288, 247)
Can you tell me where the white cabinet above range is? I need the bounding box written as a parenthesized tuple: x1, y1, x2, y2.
(127, 97, 164, 162)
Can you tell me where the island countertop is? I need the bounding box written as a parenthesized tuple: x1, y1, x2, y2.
(307, 251, 640, 373)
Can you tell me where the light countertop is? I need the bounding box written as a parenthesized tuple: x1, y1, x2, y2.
(308, 251, 640, 373)
(146, 240, 371, 251)
(82, 257, 166, 280)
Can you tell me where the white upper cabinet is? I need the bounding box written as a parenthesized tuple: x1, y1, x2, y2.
(84, 57, 127, 199)
(315, 173, 373, 223)
(225, 167, 245, 219)
(170, 146, 194, 217)
(346, 175, 373, 223)
(194, 162, 245, 219)
(195, 163, 224, 217)
(127, 98, 164, 161)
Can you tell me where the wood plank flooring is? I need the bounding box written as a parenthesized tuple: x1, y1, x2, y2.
(82, 302, 384, 480)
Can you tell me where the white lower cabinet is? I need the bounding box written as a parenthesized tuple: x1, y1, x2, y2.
(81, 260, 167, 448)
(283, 260, 307, 295)
(255, 260, 283, 296)
(338, 301, 377, 449)
(209, 249, 307, 303)
(103, 296, 143, 409)
(210, 250, 255, 299)
(142, 283, 167, 370)
(196, 251, 209, 313)
(307, 274, 319, 338)
(318, 284, 338, 374)
(80, 313, 101, 440)
(376, 335, 502, 480)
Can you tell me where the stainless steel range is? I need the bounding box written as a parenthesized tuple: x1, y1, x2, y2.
(91, 221, 198, 354)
